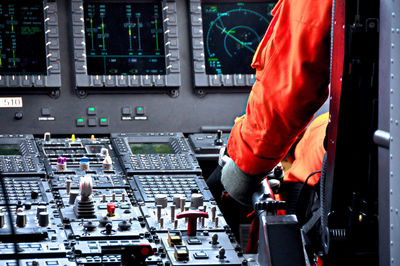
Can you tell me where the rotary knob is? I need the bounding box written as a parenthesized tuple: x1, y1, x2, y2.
(155, 194, 168, 208)
(16, 212, 26, 227)
(190, 194, 204, 209)
(38, 212, 49, 227)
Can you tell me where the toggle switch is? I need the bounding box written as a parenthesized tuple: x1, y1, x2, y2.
(44, 132, 51, 142)
(57, 157, 67, 171)
(214, 130, 224, 146)
(80, 157, 90, 171)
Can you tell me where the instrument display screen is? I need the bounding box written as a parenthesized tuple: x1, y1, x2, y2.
(129, 143, 174, 154)
(0, 1, 47, 75)
(201, 2, 274, 74)
(83, 1, 166, 75)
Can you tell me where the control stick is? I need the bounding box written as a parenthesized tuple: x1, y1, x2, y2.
(214, 130, 224, 146)
(176, 210, 208, 236)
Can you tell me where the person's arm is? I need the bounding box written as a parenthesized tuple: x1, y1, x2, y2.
(228, 0, 332, 175)
(221, 0, 332, 206)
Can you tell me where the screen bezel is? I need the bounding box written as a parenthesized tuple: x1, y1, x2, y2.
(72, 0, 181, 91)
(189, 0, 277, 95)
(0, 0, 61, 88)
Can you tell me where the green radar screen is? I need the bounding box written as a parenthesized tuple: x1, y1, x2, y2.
(201, 2, 275, 75)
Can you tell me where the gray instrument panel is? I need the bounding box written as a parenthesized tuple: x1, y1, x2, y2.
(0, 0, 254, 134)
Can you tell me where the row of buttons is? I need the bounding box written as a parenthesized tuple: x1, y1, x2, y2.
(78, 255, 121, 264)
(25, 140, 37, 154)
(76, 117, 109, 127)
(0, 156, 36, 173)
(137, 175, 200, 199)
(5, 261, 62, 266)
(130, 154, 193, 170)
(0, 179, 43, 203)
(52, 175, 124, 188)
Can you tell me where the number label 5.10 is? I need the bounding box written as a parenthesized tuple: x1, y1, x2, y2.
(0, 97, 23, 108)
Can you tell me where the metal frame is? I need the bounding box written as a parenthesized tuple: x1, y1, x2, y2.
(388, 0, 400, 264)
(71, 0, 181, 89)
(0, 0, 61, 88)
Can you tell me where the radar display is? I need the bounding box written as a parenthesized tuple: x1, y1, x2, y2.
(201, 2, 274, 75)
(0, 1, 47, 75)
(83, 1, 166, 76)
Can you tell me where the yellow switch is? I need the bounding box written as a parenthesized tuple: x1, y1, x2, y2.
(71, 134, 75, 142)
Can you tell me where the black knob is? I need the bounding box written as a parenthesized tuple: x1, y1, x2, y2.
(14, 112, 23, 120)
(16, 212, 26, 227)
(99, 216, 110, 227)
(84, 221, 96, 231)
(118, 220, 131, 231)
(105, 223, 113, 234)
(214, 130, 224, 146)
(39, 212, 49, 227)
(24, 201, 32, 210)
(31, 191, 39, 200)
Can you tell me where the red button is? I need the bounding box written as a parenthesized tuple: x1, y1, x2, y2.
(107, 203, 116, 216)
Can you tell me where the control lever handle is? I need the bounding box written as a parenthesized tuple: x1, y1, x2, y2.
(252, 179, 286, 213)
(214, 130, 224, 146)
(176, 210, 208, 236)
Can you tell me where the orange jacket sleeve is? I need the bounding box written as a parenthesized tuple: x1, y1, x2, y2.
(284, 112, 329, 186)
(227, 0, 332, 175)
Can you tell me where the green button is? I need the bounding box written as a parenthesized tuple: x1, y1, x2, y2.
(100, 118, 108, 122)
(138, 107, 143, 111)
(77, 118, 84, 123)
(89, 107, 95, 112)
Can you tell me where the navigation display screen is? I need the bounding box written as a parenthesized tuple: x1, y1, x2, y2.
(0, 0, 47, 75)
(201, 2, 274, 75)
(0, 144, 21, 155)
(83, 1, 165, 75)
(129, 143, 173, 154)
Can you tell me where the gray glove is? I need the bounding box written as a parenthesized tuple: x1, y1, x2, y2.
(221, 158, 266, 207)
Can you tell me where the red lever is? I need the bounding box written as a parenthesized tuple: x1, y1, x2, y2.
(107, 203, 116, 216)
(176, 210, 208, 236)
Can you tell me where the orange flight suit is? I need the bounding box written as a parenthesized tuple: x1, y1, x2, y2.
(284, 112, 329, 186)
(227, 0, 332, 175)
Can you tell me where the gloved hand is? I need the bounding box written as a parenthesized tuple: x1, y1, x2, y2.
(221, 158, 266, 207)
